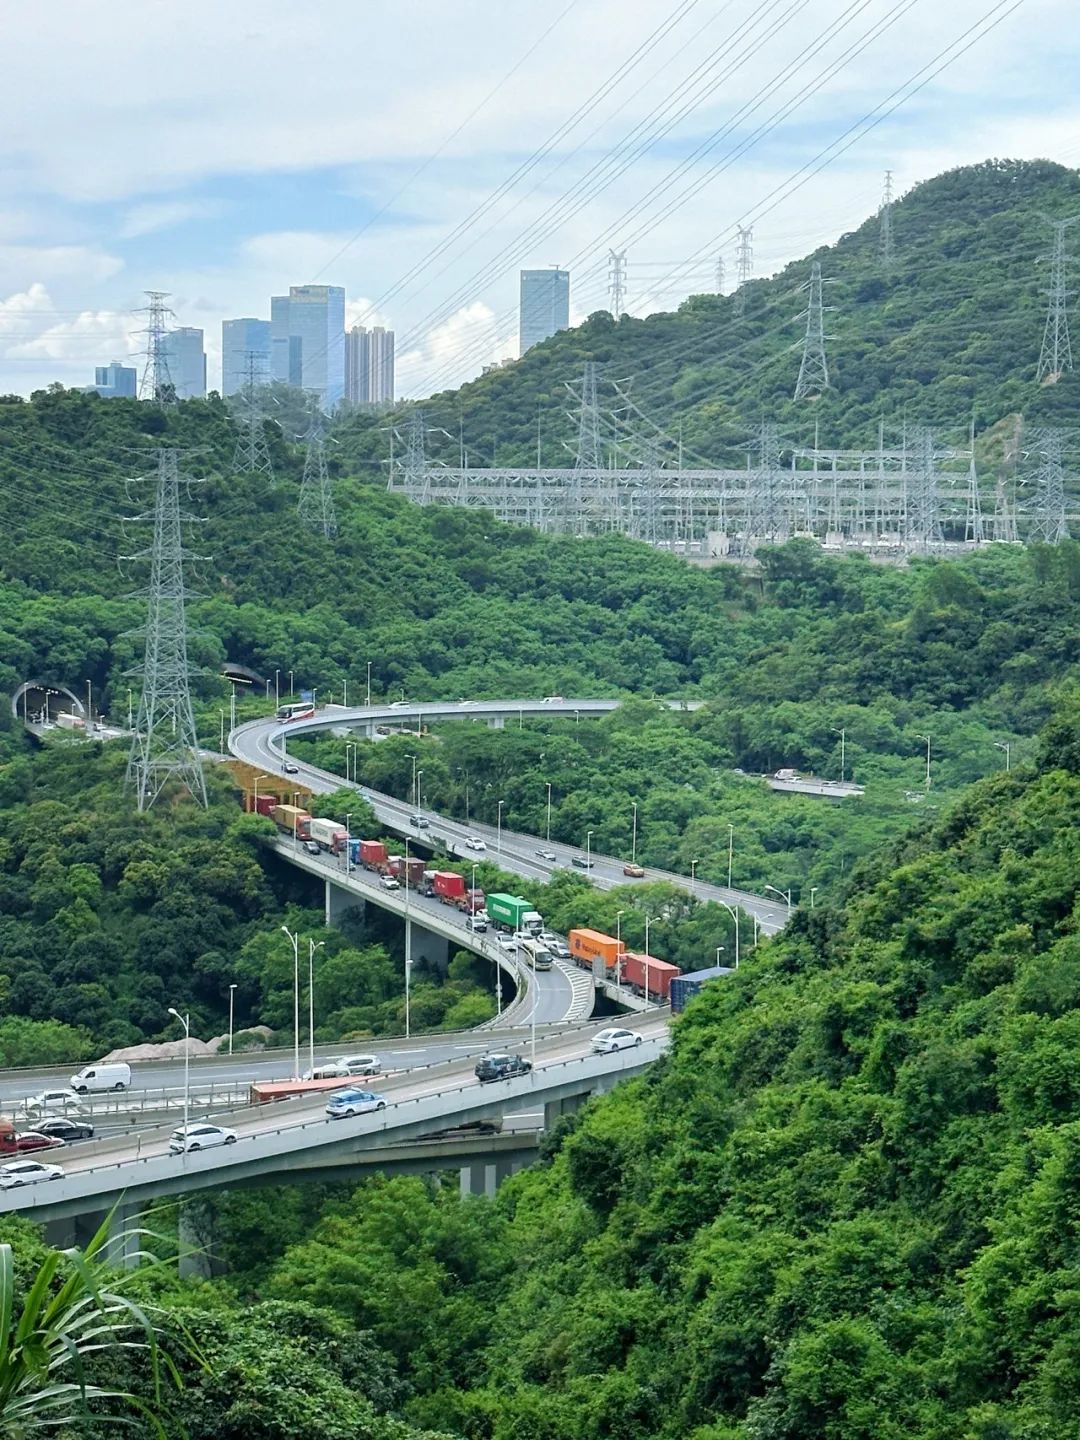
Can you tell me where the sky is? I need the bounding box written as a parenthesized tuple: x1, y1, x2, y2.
(0, 0, 1077, 400)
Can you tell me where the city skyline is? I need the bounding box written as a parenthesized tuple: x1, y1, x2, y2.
(0, 3, 1075, 400)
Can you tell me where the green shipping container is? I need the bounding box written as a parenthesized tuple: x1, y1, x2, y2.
(486, 892, 530, 929)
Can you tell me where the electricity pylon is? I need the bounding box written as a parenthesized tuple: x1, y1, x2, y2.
(137, 291, 176, 405)
(1025, 426, 1070, 543)
(1036, 214, 1080, 384)
(297, 396, 337, 538)
(125, 450, 207, 810)
(793, 262, 831, 400)
(733, 226, 753, 316)
(879, 170, 895, 269)
(230, 351, 275, 481)
(608, 250, 627, 319)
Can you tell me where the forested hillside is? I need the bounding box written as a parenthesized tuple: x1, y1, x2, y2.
(335, 158, 1080, 474)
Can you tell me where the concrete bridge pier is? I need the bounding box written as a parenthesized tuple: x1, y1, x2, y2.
(409, 920, 450, 974)
(544, 1090, 592, 1132)
(178, 1198, 218, 1281)
(325, 879, 366, 927)
(458, 1155, 525, 1199)
(486, 715, 506, 730)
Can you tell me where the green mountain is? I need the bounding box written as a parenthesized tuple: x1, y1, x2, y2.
(336, 158, 1080, 471)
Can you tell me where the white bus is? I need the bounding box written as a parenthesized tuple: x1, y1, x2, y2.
(276, 701, 316, 722)
(517, 938, 553, 972)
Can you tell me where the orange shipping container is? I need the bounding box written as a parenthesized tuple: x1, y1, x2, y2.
(568, 928, 621, 971)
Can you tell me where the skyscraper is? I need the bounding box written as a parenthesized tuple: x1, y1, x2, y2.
(163, 327, 206, 399)
(345, 324, 395, 406)
(85, 362, 137, 399)
(519, 268, 570, 354)
(221, 318, 271, 397)
(270, 285, 345, 410)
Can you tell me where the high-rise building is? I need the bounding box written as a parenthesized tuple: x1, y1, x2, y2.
(345, 324, 395, 406)
(85, 362, 137, 399)
(270, 286, 345, 410)
(519, 268, 570, 354)
(163, 327, 206, 399)
(221, 318, 271, 397)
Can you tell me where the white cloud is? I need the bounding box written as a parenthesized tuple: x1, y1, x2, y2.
(118, 199, 221, 239)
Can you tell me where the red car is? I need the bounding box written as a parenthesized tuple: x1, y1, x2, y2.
(10, 1132, 65, 1154)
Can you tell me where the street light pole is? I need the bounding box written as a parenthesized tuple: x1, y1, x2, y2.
(275, 669, 280, 706)
(366, 661, 372, 707)
(228, 984, 237, 1055)
(252, 772, 270, 814)
(918, 733, 932, 789)
(308, 939, 323, 1077)
(644, 914, 652, 1008)
(718, 900, 740, 970)
(727, 824, 734, 889)
(995, 741, 1011, 772)
(345, 812, 352, 876)
(690, 858, 698, 896)
(810, 887, 818, 910)
(546, 783, 552, 842)
(615, 910, 624, 999)
(404, 838, 412, 1037)
(586, 829, 593, 871)
(167, 1008, 190, 1146)
(631, 802, 638, 864)
(280, 925, 300, 1078)
(497, 800, 504, 858)
(86, 679, 92, 730)
(288, 670, 294, 697)
(831, 726, 846, 784)
(765, 884, 793, 916)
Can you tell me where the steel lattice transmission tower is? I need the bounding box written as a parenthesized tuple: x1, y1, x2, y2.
(608, 250, 627, 319)
(741, 422, 787, 553)
(879, 170, 895, 269)
(905, 426, 943, 552)
(793, 262, 832, 400)
(1024, 426, 1070, 543)
(137, 291, 176, 404)
(573, 363, 603, 472)
(297, 396, 337, 539)
(230, 352, 275, 481)
(125, 450, 207, 811)
(733, 226, 753, 316)
(1036, 215, 1080, 384)
(715, 254, 726, 294)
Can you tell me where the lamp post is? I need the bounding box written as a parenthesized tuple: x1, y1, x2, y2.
(342, 678, 348, 708)
(831, 726, 846, 784)
(167, 1007, 190, 1146)
(764, 884, 793, 916)
(228, 984, 237, 1055)
(631, 802, 638, 864)
(810, 887, 818, 910)
(545, 782, 553, 842)
(716, 946, 725, 968)
(366, 660, 372, 707)
(86, 679, 93, 731)
(727, 824, 734, 889)
(586, 829, 593, 871)
(275, 669, 280, 706)
(497, 800, 504, 858)
(252, 772, 270, 814)
(917, 733, 932, 789)
(280, 925, 300, 1078)
(345, 812, 352, 875)
(753, 914, 760, 948)
(308, 939, 324, 1077)
(995, 740, 1011, 772)
(127, 687, 134, 729)
(644, 914, 653, 1008)
(717, 899, 740, 970)
(690, 858, 698, 896)
(219, 710, 225, 755)
(405, 752, 417, 809)
(415, 770, 423, 811)
(461, 770, 471, 825)
(615, 910, 624, 998)
(288, 670, 294, 697)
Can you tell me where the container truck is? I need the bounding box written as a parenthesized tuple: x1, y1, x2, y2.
(308, 817, 347, 852)
(271, 804, 311, 840)
(358, 840, 387, 870)
(253, 793, 277, 817)
(433, 872, 466, 904)
(485, 893, 543, 934)
(618, 952, 681, 1003)
(568, 928, 621, 973)
(670, 964, 734, 1014)
(460, 887, 486, 915)
(389, 857, 427, 888)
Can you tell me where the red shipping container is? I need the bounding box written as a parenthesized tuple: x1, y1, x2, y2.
(359, 840, 387, 868)
(433, 871, 466, 902)
(619, 952, 681, 1003)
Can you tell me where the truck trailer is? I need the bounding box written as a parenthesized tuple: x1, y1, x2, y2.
(358, 839, 388, 870)
(568, 928, 621, 972)
(618, 952, 681, 1003)
(433, 871, 466, 903)
(485, 893, 543, 934)
(308, 817, 347, 851)
(670, 964, 734, 1014)
(270, 804, 311, 839)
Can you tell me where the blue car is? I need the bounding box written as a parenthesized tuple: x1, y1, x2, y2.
(325, 1088, 387, 1119)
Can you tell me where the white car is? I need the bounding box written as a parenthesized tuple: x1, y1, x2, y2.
(0, 1160, 64, 1188)
(535, 849, 557, 862)
(22, 1091, 86, 1115)
(337, 1054, 381, 1075)
(302, 1062, 349, 1081)
(169, 1123, 238, 1155)
(380, 874, 401, 890)
(591, 1028, 643, 1054)
(326, 1088, 387, 1119)
(494, 933, 518, 951)
(465, 837, 487, 852)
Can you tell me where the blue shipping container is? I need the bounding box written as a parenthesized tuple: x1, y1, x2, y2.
(670, 965, 734, 1014)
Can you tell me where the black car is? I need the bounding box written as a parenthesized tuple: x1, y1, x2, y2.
(475, 1053, 532, 1084)
(36, 1117, 94, 1142)
(571, 855, 594, 869)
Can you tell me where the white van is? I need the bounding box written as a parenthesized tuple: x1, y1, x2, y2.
(70, 1062, 131, 1094)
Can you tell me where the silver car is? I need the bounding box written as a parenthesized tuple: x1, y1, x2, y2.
(0, 1160, 64, 1188)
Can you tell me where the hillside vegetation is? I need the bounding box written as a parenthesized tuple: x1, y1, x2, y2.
(335, 158, 1080, 473)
